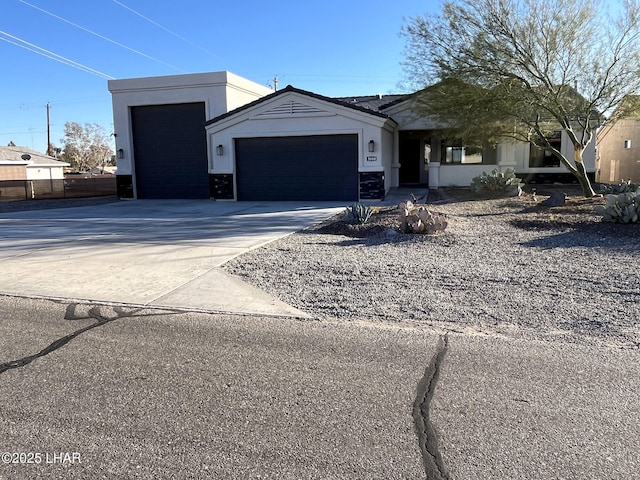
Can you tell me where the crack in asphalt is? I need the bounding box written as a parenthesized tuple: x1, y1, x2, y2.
(0, 303, 180, 375)
(413, 335, 450, 480)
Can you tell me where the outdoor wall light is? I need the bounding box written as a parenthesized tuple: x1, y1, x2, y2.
(216, 144, 224, 156)
(624, 139, 632, 149)
(368, 140, 375, 152)
(117, 148, 124, 159)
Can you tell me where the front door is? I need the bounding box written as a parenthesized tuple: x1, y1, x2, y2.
(399, 135, 421, 184)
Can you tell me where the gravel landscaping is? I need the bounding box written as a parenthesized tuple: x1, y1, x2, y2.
(224, 186, 640, 349)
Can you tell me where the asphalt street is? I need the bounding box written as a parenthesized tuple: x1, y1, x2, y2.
(1, 296, 638, 479)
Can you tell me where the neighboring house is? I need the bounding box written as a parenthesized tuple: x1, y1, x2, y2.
(596, 104, 640, 183)
(0, 146, 70, 199)
(109, 71, 596, 201)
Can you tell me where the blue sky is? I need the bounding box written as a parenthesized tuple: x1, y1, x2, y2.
(0, 0, 434, 154)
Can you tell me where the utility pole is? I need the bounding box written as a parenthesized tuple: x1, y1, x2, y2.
(273, 75, 278, 92)
(45, 102, 51, 156)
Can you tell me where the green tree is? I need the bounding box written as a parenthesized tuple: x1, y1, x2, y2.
(61, 122, 113, 172)
(401, 0, 640, 197)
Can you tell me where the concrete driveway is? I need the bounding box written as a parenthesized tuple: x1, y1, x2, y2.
(0, 200, 344, 316)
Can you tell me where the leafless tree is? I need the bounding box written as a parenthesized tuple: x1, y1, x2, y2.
(61, 122, 113, 172)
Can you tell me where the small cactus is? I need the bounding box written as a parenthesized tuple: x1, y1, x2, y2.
(599, 179, 639, 195)
(595, 192, 640, 223)
(470, 168, 524, 196)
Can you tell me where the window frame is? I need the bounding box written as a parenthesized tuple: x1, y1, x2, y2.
(440, 140, 497, 165)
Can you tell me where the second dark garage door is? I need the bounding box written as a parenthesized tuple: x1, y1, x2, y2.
(234, 134, 358, 201)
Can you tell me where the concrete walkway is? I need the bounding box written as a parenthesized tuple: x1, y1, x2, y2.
(0, 200, 344, 316)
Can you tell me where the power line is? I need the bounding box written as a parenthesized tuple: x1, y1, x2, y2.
(112, 0, 221, 59)
(17, 0, 185, 72)
(0, 30, 115, 80)
(0, 131, 47, 135)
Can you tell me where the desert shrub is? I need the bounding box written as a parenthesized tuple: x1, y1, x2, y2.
(345, 202, 374, 225)
(399, 201, 448, 234)
(595, 192, 640, 223)
(470, 168, 524, 196)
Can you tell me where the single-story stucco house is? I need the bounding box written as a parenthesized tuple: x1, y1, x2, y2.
(108, 71, 596, 201)
(0, 146, 70, 199)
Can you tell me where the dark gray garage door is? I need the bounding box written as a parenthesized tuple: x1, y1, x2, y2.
(235, 135, 358, 201)
(131, 102, 208, 199)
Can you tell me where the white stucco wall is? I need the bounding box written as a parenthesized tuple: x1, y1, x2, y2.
(437, 165, 488, 187)
(382, 99, 439, 131)
(380, 128, 395, 192)
(25, 165, 66, 180)
(224, 72, 274, 111)
(108, 71, 273, 176)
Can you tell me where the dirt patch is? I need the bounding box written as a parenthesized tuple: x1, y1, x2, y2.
(314, 206, 401, 238)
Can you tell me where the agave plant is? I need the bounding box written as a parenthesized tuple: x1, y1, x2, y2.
(345, 202, 374, 225)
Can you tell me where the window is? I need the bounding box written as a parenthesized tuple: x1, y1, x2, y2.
(444, 145, 465, 163)
(441, 141, 497, 165)
(529, 131, 561, 167)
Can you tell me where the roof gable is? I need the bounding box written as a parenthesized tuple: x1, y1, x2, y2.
(206, 85, 394, 128)
(253, 98, 329, 118)
(377, 93, 443, 130)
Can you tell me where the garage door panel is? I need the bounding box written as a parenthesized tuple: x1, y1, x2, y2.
(131, 103, 209, 199)
(235, 135, 358, 201)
